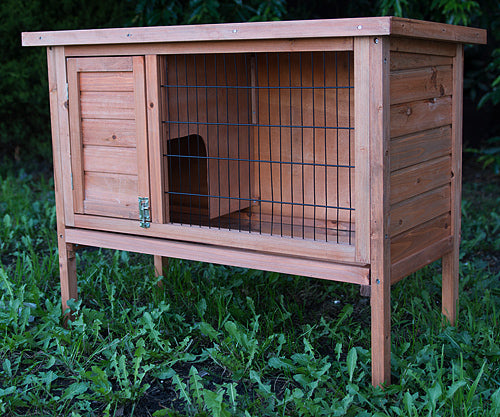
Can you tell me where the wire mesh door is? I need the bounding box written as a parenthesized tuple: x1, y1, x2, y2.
(161, 51, 354, 244)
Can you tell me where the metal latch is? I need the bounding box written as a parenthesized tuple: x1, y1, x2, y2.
(139, 197, 151, 228)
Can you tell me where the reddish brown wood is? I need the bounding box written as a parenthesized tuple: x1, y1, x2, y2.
(65, 228, 369, 285)
(368, 36, 391, 388)
(23, 17, 482, 387)
(442, 44, 463, 326)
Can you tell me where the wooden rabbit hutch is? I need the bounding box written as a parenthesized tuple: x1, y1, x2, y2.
(23, 17, 486, 386)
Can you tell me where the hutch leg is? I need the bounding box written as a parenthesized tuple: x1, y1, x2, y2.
(370, 268, 391, 387)
(58, 238, 77, 314)
(442, 247, 459, 325)
(154, 255, 168, 277)
(442, 43, 464, 327)
(366, 35, 392, 387)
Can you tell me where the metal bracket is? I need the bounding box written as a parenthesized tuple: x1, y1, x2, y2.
(139, 197, 151, 228)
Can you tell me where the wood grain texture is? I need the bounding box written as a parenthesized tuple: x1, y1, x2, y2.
(80, 91, 135, 119)
(442, 44, 464, 326)
(390, 96, 451, 138)
(67, 58, 85, 214)
(390, 37, 456, 56)
(84, 172, 138, 204)
(390, 126, 451, 171)
(391, 236, 453, 284)
(133, 56, 150, 201)
(79, 71, 134, 92)
(390, 65, 452, 105)
(83, 146, 138, 175)
(81, 119, 137, 147)
(390, 17, 486, 44)
(72, 56, 133, 72)
(73, 214, 358, 263)
(22, 16, 486, 47)
(48, 46, 78, 314)
(146, 54, 165, 224)
(64, 38, 354, 57)
(65, 228, 369, 284)
(390, 51, 453, 71)
(390, 185, 451, 237)
(368, 36, 392, 388)
(390, 156, 451, 205)
(354, 37, 371, 263)
(391, 212, 451, 265)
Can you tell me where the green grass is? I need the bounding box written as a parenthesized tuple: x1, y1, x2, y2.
(0, 166, 499, 417)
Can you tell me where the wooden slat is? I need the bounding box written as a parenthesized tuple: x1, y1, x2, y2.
(65, 228, 369, 285)
(390, 65, 452, 105)
(72, 56, 133, 72)
(84, 172, 138, 206)
(390, 96, 451, 138)
(79, 72, 134, 92)
(391, 236, 453, 284)
(390, 156, 451, 205)
(80, 91, 135, 119)
(83, 146, 137, 175)
(83, 200, 139, 219)
(64, 38, 354, 57)
(73, 214, 358, 264)
(146, 55, 165, 224)
(390, 37, 456, 56)
(81, 119, 137, 147)
(390, 126, 451, 171)
(369, 36, 392, 387)
(391, 212, 451, 264)
(390, 185, 450, 237)
(354, 38, 370, 263)
(390, 52, 453, 71)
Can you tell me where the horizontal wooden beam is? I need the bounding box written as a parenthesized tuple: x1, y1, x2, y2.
(65, 228, 370, 285)
(73, 214, 358, 263)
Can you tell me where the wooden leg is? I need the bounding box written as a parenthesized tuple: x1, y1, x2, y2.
(442, 249, 459, 326)
(371, 274, 391, 387)
(154, 255, 168, 286)
(58, 238, 77, 315)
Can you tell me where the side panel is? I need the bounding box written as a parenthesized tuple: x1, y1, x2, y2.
(389, 44, 455, 281)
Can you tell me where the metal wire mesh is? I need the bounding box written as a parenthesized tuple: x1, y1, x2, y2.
(161, 51, 354, 244)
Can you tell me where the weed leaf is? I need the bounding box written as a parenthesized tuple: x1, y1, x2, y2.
(347, 347, 358, 382)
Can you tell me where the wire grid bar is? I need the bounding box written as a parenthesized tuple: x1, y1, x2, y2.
(161, 51, 354, 244)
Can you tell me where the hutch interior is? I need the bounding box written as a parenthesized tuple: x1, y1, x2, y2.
(22, 17, 486, 386)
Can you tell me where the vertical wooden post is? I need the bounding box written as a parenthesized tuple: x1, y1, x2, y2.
(366, 36, 391, 387)
(48, 46, 78, 314)
(146, 55, 168, 280)
(354, 38, 371, 265)
(442, 44, 463, 326)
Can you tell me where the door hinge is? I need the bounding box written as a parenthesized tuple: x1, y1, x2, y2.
(139, 197, 151, 228)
